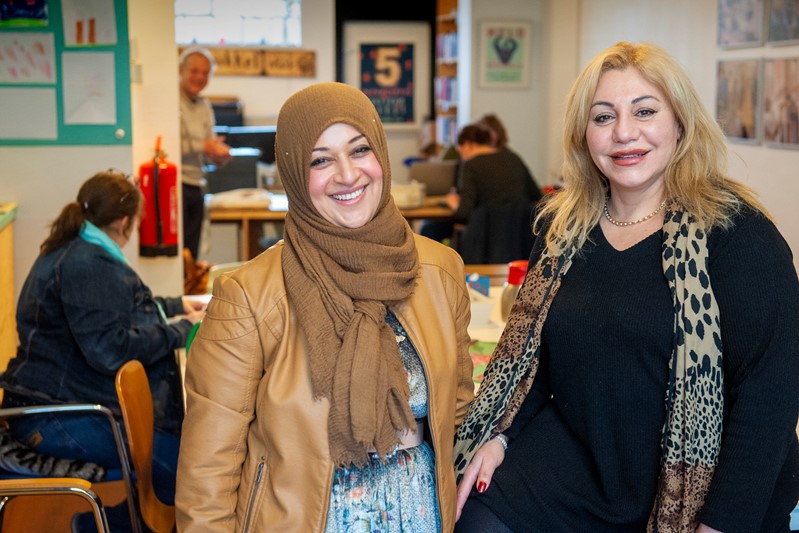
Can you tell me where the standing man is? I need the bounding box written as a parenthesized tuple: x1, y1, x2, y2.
(179, 46, 232, 261)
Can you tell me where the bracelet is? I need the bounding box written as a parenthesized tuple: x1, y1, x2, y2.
(493, 433, 509, 450)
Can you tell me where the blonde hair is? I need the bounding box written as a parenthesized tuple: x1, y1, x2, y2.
(537, 41, 768, 255)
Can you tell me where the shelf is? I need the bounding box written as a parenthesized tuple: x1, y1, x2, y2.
(436, 61, 457, 78)
(435, 0, 459, 146)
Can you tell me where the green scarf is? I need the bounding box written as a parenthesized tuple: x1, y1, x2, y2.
(454, 204, 724, 532)
(79, 220, 127, 264)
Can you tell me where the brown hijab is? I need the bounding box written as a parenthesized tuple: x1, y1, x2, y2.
(276, 82, 420, 467)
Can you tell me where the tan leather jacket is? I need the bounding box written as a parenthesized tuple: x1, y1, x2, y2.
(176, 235, 474, 532)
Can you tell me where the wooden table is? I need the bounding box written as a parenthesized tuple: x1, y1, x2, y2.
(208, 194, 454, 260)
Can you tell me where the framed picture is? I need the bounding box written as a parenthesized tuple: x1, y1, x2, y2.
(762, 57, 799, 148)
(478, 20, 531, 89)
(343, 21, 430, 130)
(767, 0, 799, 45)
(718, 0, 765, 48)
(716, 58, 761, 144)
(359, 43, 415, 125)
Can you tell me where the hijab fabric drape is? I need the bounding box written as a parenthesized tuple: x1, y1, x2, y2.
(453, 204, 723, 531)
(276, 82, 420, 467)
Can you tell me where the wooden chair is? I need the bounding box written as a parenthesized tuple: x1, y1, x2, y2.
(0, 403, 139, 533)
(115, 361, 175, 533)
(206, 261, 245, 294)
(463, 263, 510, 286)
(0, 477, 109, 532)
(458, 202, 536, 264)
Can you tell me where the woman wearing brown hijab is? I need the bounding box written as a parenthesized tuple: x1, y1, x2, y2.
(176, 82, 474, 532)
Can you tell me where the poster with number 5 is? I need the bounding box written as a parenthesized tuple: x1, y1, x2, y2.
(359, 43, 415, 125)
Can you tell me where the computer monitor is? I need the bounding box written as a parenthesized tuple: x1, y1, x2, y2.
(214, 125, 277, 164)
(408, 160, 459, 195)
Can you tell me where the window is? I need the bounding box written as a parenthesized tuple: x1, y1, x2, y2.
(174, 0, 301, 47)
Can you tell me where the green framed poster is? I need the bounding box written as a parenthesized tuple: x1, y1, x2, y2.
(0, 0, 131, 145)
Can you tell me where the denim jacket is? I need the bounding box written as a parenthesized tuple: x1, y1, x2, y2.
(1, 237, 188, 433)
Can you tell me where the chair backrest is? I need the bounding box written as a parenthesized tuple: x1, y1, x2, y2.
(115, 361, 175, 533)
(206, 261, 245, 294)
(0, 402, 139, 532)
(0, 477, 110, 532)
(459, 201, 535, 264)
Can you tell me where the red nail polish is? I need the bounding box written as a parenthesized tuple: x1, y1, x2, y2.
(477, 481, 487, 493)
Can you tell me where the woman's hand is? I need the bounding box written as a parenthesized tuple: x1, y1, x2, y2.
(455, 438, 506, 521)
(184, 308, 205, 325)
(696, 524, 722, 533)
(182, 296, 206, 314)
(180, 297, 206, 325)
(445, 187, 460, 211)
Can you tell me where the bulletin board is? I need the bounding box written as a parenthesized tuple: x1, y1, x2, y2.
(0, 0, 131, 145)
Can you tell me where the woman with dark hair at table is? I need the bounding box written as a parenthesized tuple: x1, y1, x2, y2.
(1, 170, 204, 530)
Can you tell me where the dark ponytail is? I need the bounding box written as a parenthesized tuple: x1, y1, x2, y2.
(40, 170, 142, 256)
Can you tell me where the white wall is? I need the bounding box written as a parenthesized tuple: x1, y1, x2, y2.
(6, 0, 798, 293)
(572, 0, 799, 270)
(205, 6, 426, 186)
(3, 0, 336, 297)
(128, 0, 184, 296)
(459, 0, 554, 185)
(202, 0, 335, 125)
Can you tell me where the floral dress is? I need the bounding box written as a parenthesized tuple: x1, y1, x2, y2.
(324, 311, 441, 533)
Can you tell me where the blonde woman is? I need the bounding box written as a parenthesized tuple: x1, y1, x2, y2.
(454, 42, 799, 533)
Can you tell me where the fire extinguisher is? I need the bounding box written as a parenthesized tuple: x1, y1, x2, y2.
(139, 136, 179, 257)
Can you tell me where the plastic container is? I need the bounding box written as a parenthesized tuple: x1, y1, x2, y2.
(500, 260, 528, 322)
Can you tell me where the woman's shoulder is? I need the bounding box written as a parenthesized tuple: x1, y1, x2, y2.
(213, 242, 287, 300)
(204, 244, 288, 336)
(707, 204, 794, 269)
(414, 234, 462, 269)
(58, 238, 128, 272)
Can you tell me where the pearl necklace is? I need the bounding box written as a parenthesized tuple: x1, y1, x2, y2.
(603, 198, 668, 227)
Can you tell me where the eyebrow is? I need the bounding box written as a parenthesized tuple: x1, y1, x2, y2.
(591, 95, 661, 108)
(312, 134, 367, 153)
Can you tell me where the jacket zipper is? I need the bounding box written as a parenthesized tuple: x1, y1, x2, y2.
(242, 457, 265, 533)
(394, 312, 442, 515)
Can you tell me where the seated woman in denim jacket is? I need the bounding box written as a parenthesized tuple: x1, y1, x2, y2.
(0, 170, 204, 514)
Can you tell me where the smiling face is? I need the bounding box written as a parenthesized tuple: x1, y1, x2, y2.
(586, 68, 681, 197)
(308, 122, 384, 228)
(179, 53, 211, 102)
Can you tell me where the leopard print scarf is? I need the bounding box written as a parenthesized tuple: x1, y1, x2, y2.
(453, 205, 723, 532)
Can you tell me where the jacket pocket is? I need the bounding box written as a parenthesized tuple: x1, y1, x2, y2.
(242, 457, 266, 533)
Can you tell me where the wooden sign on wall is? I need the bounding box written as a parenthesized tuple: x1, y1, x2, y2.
(179, 46, 316, 78)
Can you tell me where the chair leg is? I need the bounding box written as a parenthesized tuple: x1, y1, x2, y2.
(0, 495, 9, 530)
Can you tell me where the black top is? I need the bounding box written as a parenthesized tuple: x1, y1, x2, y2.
(475, 208, 799, 532)
(454, 149, 542, 222)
